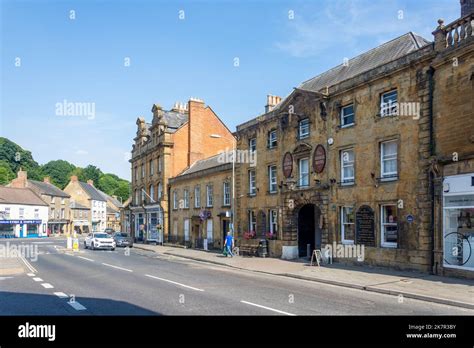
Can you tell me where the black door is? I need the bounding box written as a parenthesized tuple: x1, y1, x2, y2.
(298, 204, 317, 257)
(222, 220, 228, 247)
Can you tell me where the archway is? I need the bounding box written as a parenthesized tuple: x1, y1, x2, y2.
(297, 204, 321, 257)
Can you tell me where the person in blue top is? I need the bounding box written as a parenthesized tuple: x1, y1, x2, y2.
(224, 231, 234, 257)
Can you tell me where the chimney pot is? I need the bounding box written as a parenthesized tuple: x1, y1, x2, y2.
(87, 179, 94, 186)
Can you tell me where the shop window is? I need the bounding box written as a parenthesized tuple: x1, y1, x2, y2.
(341, 207, 355, 243)
(381, 205, 398, 248)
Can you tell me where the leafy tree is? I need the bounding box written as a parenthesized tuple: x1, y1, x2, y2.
(0, 137, 40, 174)
(79, 165, 102, 185)
(113, 181, 131, 202)
(98, 174, 120, 194)
(41, 160, 76, 189)
(0, 161, 14, 185)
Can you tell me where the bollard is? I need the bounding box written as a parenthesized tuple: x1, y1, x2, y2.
(72, 238, 79, 252)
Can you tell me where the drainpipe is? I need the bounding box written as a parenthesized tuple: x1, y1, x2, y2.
(427, 66, 436, 274)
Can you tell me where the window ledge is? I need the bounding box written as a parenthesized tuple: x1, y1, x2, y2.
(381, 243, 398, 248)
(337, 123, 355, 130)
(247, 193, 257, 198)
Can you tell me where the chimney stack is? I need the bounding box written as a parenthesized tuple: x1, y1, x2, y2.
(87, 179, 94, 186)
(265, 95, 282, 113)
(171, 101, 188, 113)
(43, 177, 50, 184)
(10, 170, 27, 188)
(461, 0, 474, 17)
(70, 175, 78, 183)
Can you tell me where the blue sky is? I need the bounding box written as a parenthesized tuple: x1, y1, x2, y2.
(0, 0, 459, 180)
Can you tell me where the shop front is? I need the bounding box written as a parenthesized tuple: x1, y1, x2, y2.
(0, 220, 46, 238)
(145, 206, 163, 244)
(443, 174, 474, 272)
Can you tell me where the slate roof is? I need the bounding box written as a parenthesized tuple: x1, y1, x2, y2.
(106, 207, 119, 214)
(28, 180, 70, 198)
(179, 154, 229, 176)
(162, 110, 188, 132)
(78, 182, 107, 202)
(298, 32, 431, 93)
(0, 187, 48, 206)
(98, 190, 123, 208)
(70, 201, 89, 210)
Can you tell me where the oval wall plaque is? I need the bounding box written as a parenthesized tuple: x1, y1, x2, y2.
(313, 144, 326, 173)
(282, 152, 293, 178)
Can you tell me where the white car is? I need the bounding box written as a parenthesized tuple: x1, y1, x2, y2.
(84, 232, 116, 250)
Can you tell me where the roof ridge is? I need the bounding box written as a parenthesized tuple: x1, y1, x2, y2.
(298, 32, 428, 88)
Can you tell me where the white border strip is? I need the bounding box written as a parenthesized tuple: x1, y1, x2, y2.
(240, 300, 296, 316)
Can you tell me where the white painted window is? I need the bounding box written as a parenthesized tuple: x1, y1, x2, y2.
(341, 207, 355, 244)
(249, 138, 256, 152)
(5, 208, 10, 219)
(249, 170, 256, 195)
(149, 185, 154, 203)
(195, 185, 201, 208)
(341, 149, 355, 185)
(381, 205, 398, 248)
(61, 198, 65, 205)
(158, 182, 162, 199)
(381, 140, 398, 180)
(50, 208, 55, 219)
(223, 182, 231, 206)
(183, 189, 189, 208)
(298, 158, 309, 187)
(184, 219, 190, 241)
(269, 209, 278, 234)
(141, 190, 146, 204)
(341, 104, 355, 127)
(248, 210, 257, 232)
(298, 118, 309, 139)
(34, 209, 39, 219)
(267, 130, 277, 148)
(381, 89, 398, 116)
(150, 159, 154, 176)
(141, 164, 145, 178)
(61, 208, 65, 219)
(268, 165, 277, 193)
(51, 197, 55, 204)
(173, 191, 178, 209)
(206, 219, 213, 242)
(206, 185, 213, 207)
(135, 190, 139, 205)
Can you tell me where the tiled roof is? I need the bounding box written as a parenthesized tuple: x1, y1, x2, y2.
(28, 180, 70, 198)
(179, 154, 229, 176)
(162, 110, 188, 132)
(0, 187, 48, 206)
(78, 182, 107, 202)
(298, 32, 431, 93)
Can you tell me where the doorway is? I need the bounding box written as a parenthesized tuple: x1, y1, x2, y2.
(222, 219, 229, 247)
(297, 204, 321, 257)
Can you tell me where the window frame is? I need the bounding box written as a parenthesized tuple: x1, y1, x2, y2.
(340, 149, 355, 185)
(340, 206, 355, 244)
(380, 204, 398, 248)
(298, 118, 310, 139)
(206, 185, 213, 207)
(249, 138, 257, 153)
(269, 209, 278, 235)
(223, 182, 231, 206)
(173, 190, 178, 210)
(248, 210, 257, 232)
(183, 189, 189, 209)
(268, 165, 277, 193)
(380, 89, 398, 117)
(340, 104, 355, 127)
(380, 140, 398, 181)
(267, 130, 277, 149)
(298, 158, 310, 188)
(249, 170, 256, 195)
(194, 185, 201, 208)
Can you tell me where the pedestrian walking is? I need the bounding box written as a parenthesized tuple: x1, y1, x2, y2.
(224, 231, 234, 257)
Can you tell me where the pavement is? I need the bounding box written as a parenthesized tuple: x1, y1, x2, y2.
(0, 237, 472, 316)
(133, 243, 474, 310)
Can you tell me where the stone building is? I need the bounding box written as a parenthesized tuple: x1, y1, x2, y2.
(98, 190, 123, 232)
(234, 0, 474, 278)
(168, 155, 232, 250)
(63, 176, 107, 233)
(430, 2, 474, 278)
(9, 170, 71, 235)
(129, 98, 234, 242)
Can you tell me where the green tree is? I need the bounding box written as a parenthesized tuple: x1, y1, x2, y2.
(113, 181, 130, 202)
(0, 161, 14, 185)
(98, 174, 120, 195)
(0, 137, 40, 175)
(41, 160, 76, 189)
(79, 165, 102, 185)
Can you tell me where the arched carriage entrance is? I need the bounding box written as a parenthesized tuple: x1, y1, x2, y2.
(297, 204, 322, 257)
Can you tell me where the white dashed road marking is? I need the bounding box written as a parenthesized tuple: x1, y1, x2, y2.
(27, 273, 35, 277)
(54, 292, 68, 298)
(145, 274, 204, 292)
(240, 300, 296, 316)
(77, 256, 94, 262)
(102, 263, 133, 272)
(68, 301, 87, 311)
(41, 283, 54, 289)
(32, 277, 43, 282)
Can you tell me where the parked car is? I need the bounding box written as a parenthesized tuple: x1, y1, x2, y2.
(104, 228, 115, 236)
(84, 232, 116, 250)
(113, 232, 133, 248)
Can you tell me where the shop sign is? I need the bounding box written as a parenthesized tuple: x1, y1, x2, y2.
(282, 152, 293, 178)
(313, 145, 326, 173)
(0, 220, 42, 224)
